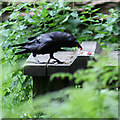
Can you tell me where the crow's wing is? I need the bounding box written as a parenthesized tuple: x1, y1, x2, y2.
(15, 41, 49, 55)
(35, 33, 53, 43)
(34, 37, 54, 52)
(18, 36, 53, 52)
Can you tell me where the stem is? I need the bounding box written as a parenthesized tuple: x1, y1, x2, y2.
(73, 1, 75, 10)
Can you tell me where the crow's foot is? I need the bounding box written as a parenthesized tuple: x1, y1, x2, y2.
(56, 60, 64, 64)
(51, 61, 64, 64)
(47, 59, 64, 64)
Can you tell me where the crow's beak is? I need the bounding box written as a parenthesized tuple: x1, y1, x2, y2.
(79, 46, 82, 50)
(78, 45, 82, 50)
(76, 44, 82, 50)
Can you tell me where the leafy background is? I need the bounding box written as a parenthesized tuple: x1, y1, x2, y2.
(0, 1, 119, 118)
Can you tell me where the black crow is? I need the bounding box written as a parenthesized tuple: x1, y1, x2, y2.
(12, 31, 82, 64)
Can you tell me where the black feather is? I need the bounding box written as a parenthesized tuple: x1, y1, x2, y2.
(28, 36, 37, 41)
(15, 49, 30, 55)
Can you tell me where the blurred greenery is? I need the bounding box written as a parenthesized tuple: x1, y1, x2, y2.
(3, 87, 118, 118)
(3, 54, 118, 118)
(0, 1, 119, 118)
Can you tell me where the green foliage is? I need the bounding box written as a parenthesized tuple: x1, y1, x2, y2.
(1, 2, 71, 112)
(0, 1, 119, 118)
(3, 87, 118, 118)
(79, 8, 119, 47)
(3, 52, 118, 118)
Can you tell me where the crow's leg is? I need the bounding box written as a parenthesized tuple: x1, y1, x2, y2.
(48, 53, 64, 64)
(47, 57, 51, 64)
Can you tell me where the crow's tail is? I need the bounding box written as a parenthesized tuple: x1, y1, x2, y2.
(15, 50, 30, 55)
(11, 43, 28, 47)
(11, 39, 37, 47)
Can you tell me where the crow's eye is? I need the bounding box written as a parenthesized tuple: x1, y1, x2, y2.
(68, 35, 71, 39)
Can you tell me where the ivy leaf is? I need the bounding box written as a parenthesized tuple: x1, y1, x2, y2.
(0, 29, 10, 37)
(48, 23, 56, 27)
(68, 18, 81, 27)
(24, 14, 35, 23)
(15, 34, 20, 39)
(94, 34, 105, 39)
(85, 31, 93, 34)
(28, 18, 35, 23)
(24, 14, 30, 20)
(77, 36, 88, 41)
(30, 8, 36, 11)
(105, 26, 113, 32)
(70, 11, 78, 18)
(61, 15, 70, 24)
(49, 10, 55, 16)
(19, 25, 27, 31)
(81, 11, 89, 14)
(92, 8, 100, 13)
(41, 8, 48, 18)
(25, 9, 29, 13)
(9, 12, 19, 20)
(79, 15, 86, 20)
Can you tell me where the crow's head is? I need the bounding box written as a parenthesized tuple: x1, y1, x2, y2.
(66, 33, 76, 41)
(66, 33, 82, 50)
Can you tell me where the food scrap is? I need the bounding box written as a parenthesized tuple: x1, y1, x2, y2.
(87, 52, 92, 55)
(81, 51, 92, 55)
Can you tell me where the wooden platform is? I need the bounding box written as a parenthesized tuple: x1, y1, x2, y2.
(23, 41, 103, 76)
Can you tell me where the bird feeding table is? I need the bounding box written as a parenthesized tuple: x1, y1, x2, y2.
(23, 41, 102, 96)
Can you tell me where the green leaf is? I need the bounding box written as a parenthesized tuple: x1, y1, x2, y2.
(98, 31, 108, 34)
(0, 29, 10, 37)
(15, 34, 20, 39)
(94, 20, 99, 22)
(109, 8, 115, 13)
(48, 23, 56, 27)
(9, 12, 19, 20)
(68, 18, 81, 27)
(25, 9, 29, 13)
(30, 8, 36, 11)
(24, 14, 35, 23)
(28, 18, 35, 23)
(70, 11, 78, 18)
(81, 19, 89, 22)
(92, 8, 100, 13)
(94, 34, 105, 39)
(79, 15, 86, 20)
(61, 15, 70, 24)
(85, 5, 93, 10)
(41, 8, 48, 18)
(77, 36, 88, 41)
(85, 31, 93, 34)
(24, 14, 30, 20)
(105, 26, 113, 32)
(49, 10, 55, 16)
(19, 25, 27, 31)
(81, 11, 89, 14)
